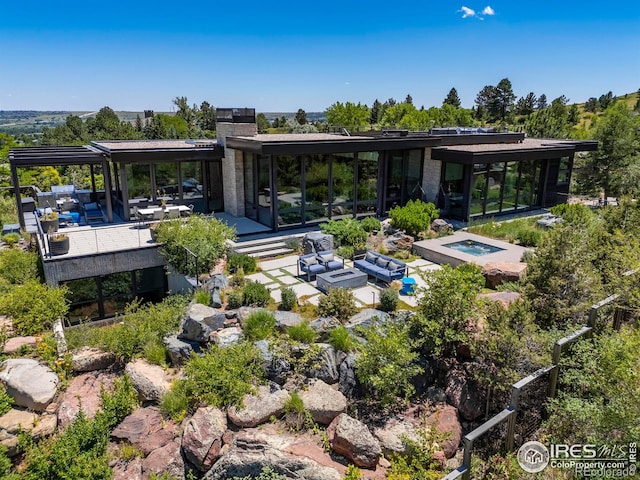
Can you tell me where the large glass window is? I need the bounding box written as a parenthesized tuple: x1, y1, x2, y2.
(331, 153, 355, 219)
(557, 157, 570, 185)
(443, 163, 465, 218)
(518, 160, 540, 209)
(257, 155, 272, 227)
(385, 151, 404, 210)
(485, 162, 505, 215)
(356, 152, 379, 215)
(404, 150, 423, 201)
(305, 154, 329, 223)
(126, 164, 151, 199)
(65, 278, 100, 324)
(156, 162, 179, 201)
(470, 164, 488, 217)
(180, 162, 203, 200)
(276, 155, 302, 226)
(502, 162, 518, 213)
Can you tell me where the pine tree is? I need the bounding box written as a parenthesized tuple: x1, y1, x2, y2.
(443, 88, 461, 108)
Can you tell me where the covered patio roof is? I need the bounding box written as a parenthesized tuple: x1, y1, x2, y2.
(9, 145, 106, 167)
(431, 138, 598, 164)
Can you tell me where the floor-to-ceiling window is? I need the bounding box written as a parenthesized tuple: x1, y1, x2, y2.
(244, 154, 257, 220)
(443, 163, 465, 218)
(257, 155, 273, 227)
(331, 153, 355, 219)
(385, 151, 404, 210)
(470, 163, 488, 217)
(501, 162, 518, 213)
(305, 154, 330, 224)
(276, 155, 303, 227)
(485, 162, 506, 215)
(356, 152, 379, 216)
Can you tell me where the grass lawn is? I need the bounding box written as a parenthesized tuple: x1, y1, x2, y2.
(467, 216, 543, 247)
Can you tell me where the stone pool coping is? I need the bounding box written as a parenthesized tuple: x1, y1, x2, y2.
(412, 231, 531, 267)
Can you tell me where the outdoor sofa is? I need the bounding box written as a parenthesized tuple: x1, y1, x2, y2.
(297, 250, 344, 281)
(354, 251, 407, 284)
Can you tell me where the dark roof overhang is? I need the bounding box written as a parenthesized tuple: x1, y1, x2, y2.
(91, 142, 224, 163)
(9, 145, 106, 167)
(225, 136, 442, 155)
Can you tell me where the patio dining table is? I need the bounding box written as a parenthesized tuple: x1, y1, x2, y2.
(137, 205, 191, 221)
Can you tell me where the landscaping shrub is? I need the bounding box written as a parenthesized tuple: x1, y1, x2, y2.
(378, 287, 399, 312)
(13, 375, 137, 480)
(360, 216, 381, 233)
(244, 310, 276, 341)
(0, 248, 39, 285)
(1, 232, 21, 246)
(242, 281, 270, 307)
(160, 379, 190, 422)
(356, 321, 422, 407)
(178, 342, 265, 409)
(143, 339, 168, 367)
(230, 467, 286, 480)
(283, 390, 313, 431)
(155, 214, 235, 277)
(226, 289, 243, 309)
(0, 280, 68, 335)
(517, 227, 542, 247)
(65, 296, 186, 363)
(227, 252, 258, 274)
(317, 288, 357, 322)
(279, 286, 297, 311)
(287, 321, 317, 343)
(328, 325, 358, 353)
(336, 245, 354, 260)
(193, 288, 211, 306)
(320, 218, 367, 247)
(0, 384, 13, 417)
(389, 199, 439, 237)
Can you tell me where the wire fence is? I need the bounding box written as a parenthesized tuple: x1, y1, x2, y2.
(442, 291, 632, 480)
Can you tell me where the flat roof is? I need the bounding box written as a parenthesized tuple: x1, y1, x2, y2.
(226, 132, 441, 155)
(92, 139, 219, 153)
(9, 146, 107, 167)
(431, 138, 598, 164)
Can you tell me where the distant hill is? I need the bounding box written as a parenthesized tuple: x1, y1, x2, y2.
(0, 110, 326, 135)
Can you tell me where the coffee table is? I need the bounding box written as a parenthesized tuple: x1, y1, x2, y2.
(316, 268, 368, 293)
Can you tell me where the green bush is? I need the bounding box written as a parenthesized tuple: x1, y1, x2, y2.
(178, 342, 265, 409)
(244, 310, 276, 341)
(360, 216, 381, 233)
(1, 232, 21, 246)
(517, 227, 542, 247)
(389, 199, 439, 237)
(378, 288, 399, 312)
(328, 325, 358, 353)
(343, 464, 364, 480)
(156, 214, 236, 277)
(230, 467, 286, 480)
(0, 384, 13, 416)
(227, 252, 258, 274)
(320, 218, 367, 247)
(0, 248, 39, 285)
(287, 321, 317, 343)
(143, 339, 168, 367)
(227, 289, 243, 309)
(14, 375, 137, 480)
(65, 296, 186, 363)
(160, 379, 189, 422)
(356, 321, 422, 407)
(279, 286, 297, 311)
(0, 280, 68, 335)
(317, 288, 358, 322)
(283, 390, 313, 431)
(193, 289, 211, 306)
(336, 245, 354, 260)
(242, 281, 270, 307)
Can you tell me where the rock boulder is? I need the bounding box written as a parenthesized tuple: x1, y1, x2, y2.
(227, 385, 290, 428)
(125, 359, 172, 403)
(327, 413, 381, 468)
(481, 262, 527, 289)
(71, 347, 116, 372)
(0, 359, 58, 411)
(299, 379, 347, 425)
(182, 406, 227, 472)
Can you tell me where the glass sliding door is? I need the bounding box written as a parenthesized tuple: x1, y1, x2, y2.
(305, 154, 329, 224)
(257, 155, 273, 227)
(517, 160, 541, 209)
(244, 154, 257, 220)
(470, 164, 488, 217)
(331, 153, 355, 219)
(404, 149, 423, 201)
(485, 162, 505, 215)
(443, 163, 465, 218)
(356, 152, 379, 215)
(206, 160, 224, 212)
(385, 151, 404, 210)
(502, 162, 518, 213)
(276, 155, 303, 227)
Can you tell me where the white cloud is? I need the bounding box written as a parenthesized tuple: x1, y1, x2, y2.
(459, 6, 476, 18)
(482, 6, 495, 15)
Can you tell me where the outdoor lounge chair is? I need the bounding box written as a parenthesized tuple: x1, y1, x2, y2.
(82, 202, 104, 224)
(297, 253, 327, 281)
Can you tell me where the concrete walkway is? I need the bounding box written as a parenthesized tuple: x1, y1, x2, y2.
(250, 254, 442, 309)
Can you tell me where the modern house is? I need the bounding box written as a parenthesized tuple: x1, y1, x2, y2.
(9, 107, 597, 321)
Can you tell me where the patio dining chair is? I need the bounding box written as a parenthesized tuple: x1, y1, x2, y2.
(152, 208, 165, 221)
(166, 206, 180, 219)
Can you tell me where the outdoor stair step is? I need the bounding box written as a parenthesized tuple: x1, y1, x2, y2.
(233, 234, 302, 247)
(234, 241, 289, 255)
(248, 247, 294, 259)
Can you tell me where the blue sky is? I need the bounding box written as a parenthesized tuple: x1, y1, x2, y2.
(1, 1, 638, 112)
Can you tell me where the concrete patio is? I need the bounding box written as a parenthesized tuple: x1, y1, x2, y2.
(249, 254, 442, 309)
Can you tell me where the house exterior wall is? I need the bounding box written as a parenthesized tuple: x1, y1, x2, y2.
(217, 121, 257, 217)
(42, 247, 166, 286)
